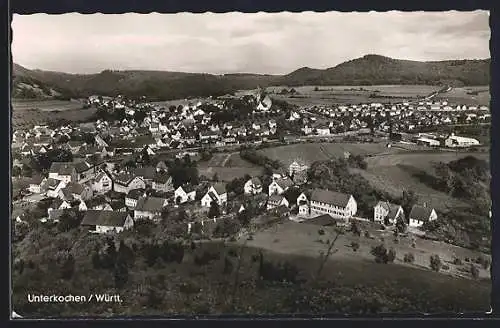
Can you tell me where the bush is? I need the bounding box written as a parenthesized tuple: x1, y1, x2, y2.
(364, 231, 371, 239)
(387, 248, 396, 263)
(403, 252, 415, 263)
(318, 229, 325, 235)
(453, 257, 462, 265)
(442, 264, 450, 271)
(430, 254, 442, 272)
(411, 242, 416, 248)
(351, 242, 360, 252)
(370, 244, 391, 264)
(465, 257, 470, 262)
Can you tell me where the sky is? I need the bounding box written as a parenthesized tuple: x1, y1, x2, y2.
(12, 11, 490, 75)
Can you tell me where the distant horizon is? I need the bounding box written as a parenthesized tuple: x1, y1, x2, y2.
(12, 11, 490, 75)
(13, 54, 492, 76)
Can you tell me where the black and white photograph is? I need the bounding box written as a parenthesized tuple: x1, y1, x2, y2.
(10, 10, 492, 318)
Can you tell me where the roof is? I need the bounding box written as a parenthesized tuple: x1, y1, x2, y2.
(153, 171, 171, 184)
(30, 175, 45, 185)
(95, 171, 111, 182)
(208, 191, 218, 201)
(156, 161, 168, 170)
(274, 178, 294, 190)
(310, 189, 352, 208)
(74, 161, 91, 173)
(127, 189, 145, 200)
(179, 184, 195, 193)
(376, 201, 403, 219)
(274, 205, 290, 215)
(212, 183, 227, 195)
(135, 196, 166, 212)
(81, 210, 130, 227)
(134, 166, 157, 180)
(46, 178, 62, 188)
(85, 195, 108, 208)
(268, 194, 285, 204)
(113, 173, 137, 185)
(409, 205, 434, 222)
(49, 162, 75, 175)
(110, 199, 126, 210)
(64, 182, 85, 195)
(249, 177, 262, 187)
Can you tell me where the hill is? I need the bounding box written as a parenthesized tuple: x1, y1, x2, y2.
(12, 54, 490, 101)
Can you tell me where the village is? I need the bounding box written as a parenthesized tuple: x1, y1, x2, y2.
(11, 87, 489, 242)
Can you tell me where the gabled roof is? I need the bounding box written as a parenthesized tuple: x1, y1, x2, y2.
(134, 166, 157, 180)
(409, 205, 434, 222)
(64, 182, 86, 195)
(376, 201, 403, 219)
(81, 210, 130, 227)
(268, 194, 285, 204)
(126, 188, 145, 200)
(95, 171, 111, 182)
(135, 196, 166, 212)
(178, 184, 195, 193)
(46, 178, 62, 189)
(153, 171, 171, 184)
(113, 173, 138, 186)
(310, 189, 352, 208)
(74, 161, 91, 173)
(30, 175, 45, 185)
(207, 191, 218, 201)
(274, 178, 294, 190)
(274, 205, 290, 215)
(249, 177, 262, 187)
(49, 162, 75, 175)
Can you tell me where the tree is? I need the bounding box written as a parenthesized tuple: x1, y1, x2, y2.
(208, 201, 221, 219)
(470, 264, 480, 279)
(404, 252, 415, 263)
(401, 189, 418, 219)
(395, 216, 407, 234)
(114, 256, 129, 289)
(429, 254, 442, 272)
(133, 110, 147, 124)
(371, 244, 389, 264)
(212, 173, 219, 182)
(60, 254, 75, 280)
(57, 212, 81, 232)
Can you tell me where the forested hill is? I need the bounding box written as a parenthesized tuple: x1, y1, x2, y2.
(12, 55, 490, 101)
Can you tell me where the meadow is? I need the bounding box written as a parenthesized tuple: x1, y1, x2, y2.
(12, 99, 86, 112)
(198, 153, 263, 181)
(12, 107, 96, 129)
(434, 86, 490, 106)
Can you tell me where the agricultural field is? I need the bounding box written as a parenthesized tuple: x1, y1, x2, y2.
(352, 151, 490, 211)
(241, 221, 491, 282)
(12, 107, 97, 129)
(198, 153, 263, 181)
(434, 86, 490, 106)
(258, 142, 404, 167)
(12, 99, 86, 112)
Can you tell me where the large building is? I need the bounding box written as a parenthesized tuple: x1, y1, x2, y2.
(309, 189, 357, 221)
(444, 135, 480, 148)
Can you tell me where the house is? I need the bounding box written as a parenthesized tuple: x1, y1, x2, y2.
(152, 172, 174, 193)
(47, 198, 72, 214)
(134, 196, 168, 220)
(267, 194, 290, 210)
(44, 178, 67, 198)
(134, 166, 157, 186)
(49, 162, 77, 183)
(201, 183, 228, 207)
(408, 205, 437, 228)
(416, 137, 440, 147)
(273, 205, 291, 218)
(309, 189, 357, 221)
(173, 184, 196, 204)
(74, 161, 94, 183)
(156, 160, 168, 172)
(112, 173, 146, 194)
(268, 177, 294, 196)
(29, 175, 46, 194)
(445, 135, 480, 148)
(373, 201, 405, 225)
(86, 196, 113, 211)
(244, 177, 263, 195)
(289, 160, 309, 178)
(125, 189, 146, 209)
(91, 171, 113, 194)
(61, 182, 93, 201)
(81, 210, 134, 234)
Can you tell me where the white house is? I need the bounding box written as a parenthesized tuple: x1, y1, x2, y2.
(416, 137, 440, 147)
(152, 172, 174, 193)
(113, 173, 146, 194)
(408, 205, 437, 228)
(49, 162, 77, 183)
(289, 160, 309, 177)
(268, 177, 294, 196)
(91, 171, 113, 194)
(134, 196, 168, 220)
(125, 189, 146, 209)
(445, 135, 480, 148)
(45, 178, 67, 198)
(201, 183, 227, 207)
(244, 177, 263, 195)
(29, 176, 46, 194)
(174, 184, 197, 204)
(373, 201, 405, 225)
(309, 189, 357, 221)
(60, 182, 93, 201)
(81, 210, 134, 234)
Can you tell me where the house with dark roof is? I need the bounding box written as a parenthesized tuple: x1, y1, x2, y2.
(268, 177, 294, 196)
(310, 189, 357, 221)
(29, 175, 46, 194)
(174, 184, 197, 204)
(74, 161, 94, 183)
(91, 170, 112, 194)
(152, 172, 173, 193)
(134, 166, 157, 186)
(134, 196, 168, 220)
(125, 189, 146, 208)
(48, 162, 77, 183)
(244, 177, 263, 195)
(44, 178, 67, 198)
(201, 183, 227, 207)
(272, 205, 291, 218)
(112, 173, 146, 194)
(59, 182, 93, 202)
(81, 210, 134, 234)
(374, 201, 405, 225)
(409, 205, 437, 228)
(267, 194, 289, 210)
(86, 195, 112, 211)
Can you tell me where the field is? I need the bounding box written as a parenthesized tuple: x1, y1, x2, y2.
(12, 107, 97, 129)
(12, 99, 86, 112)
(352, 151, 490, 211)
(198, 153, 263, 181)
(257, 142, 408, 167)
(240, 221, 491, 282)
(236, 85, 490, 107)
(434, 86, 490, 106)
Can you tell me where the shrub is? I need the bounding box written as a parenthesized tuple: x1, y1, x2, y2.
(351, 242, 360, 252)
(411, 242, 416, 248)
(387, 248, 396, 263)
(404, 252, 415, 263)
(465, 257, 470, 262)
(364, 231, 372, 239)
(370, 244, 389, 264)
(453, 257, 462, 265)
(318, 229, 325, 235)
(430, 254, 442, 272)
(470, 264, 480, 279)
(442, 264, 450, 271)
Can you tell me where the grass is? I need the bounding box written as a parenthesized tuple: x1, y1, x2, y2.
(12, 99, 86, 112)
(434, 86, 490, 106)
(12, 107, 96, 129)
(198, 153, 263, 181)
